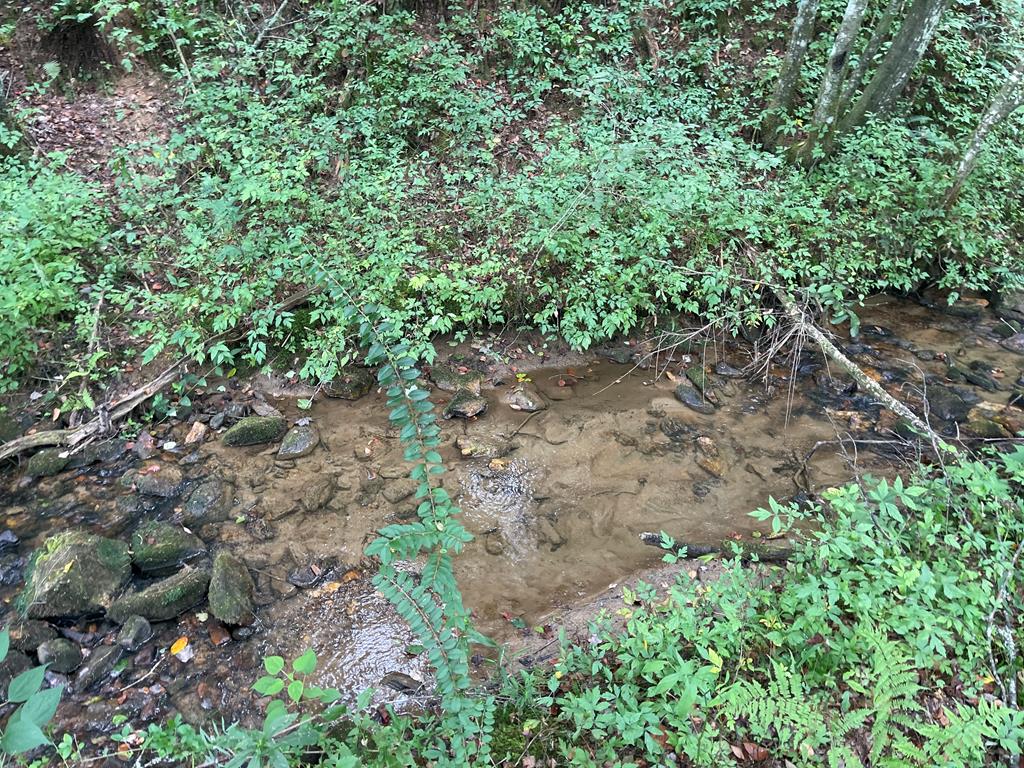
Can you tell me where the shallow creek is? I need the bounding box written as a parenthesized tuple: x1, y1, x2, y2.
(1, 295, 1022, 736)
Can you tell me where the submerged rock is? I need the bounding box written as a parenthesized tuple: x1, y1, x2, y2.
(25, 448, 69, 478)
(277, 425, 319, 459)
(108, 564, 211, 623)
(116, 615, 153, 652)
(131, 521, 206, 576)
(444, 390, 487, 419)
(38, 638, 82, 674)
(926, 386, 971, 422)
(8, 620, 57, 652)
(183, 477, 233, 525)
(1000, 333, 1024, 354)
(208, 552, 255, 626)
(19, 531, 131, 619)
(673, 383, 715, 415)
(455, 434, 514, 459)
(324, 367, 376, 400)
(430, 365, 485, 395)
(502, 383, 546, 412)
(130, 464, 184, 498)
(714, 361, 744, 378)
(222, 416, 286, 447)
(74, 645, 122, 693)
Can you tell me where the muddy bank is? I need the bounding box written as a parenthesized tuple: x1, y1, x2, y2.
(0, 295, 1022, 743)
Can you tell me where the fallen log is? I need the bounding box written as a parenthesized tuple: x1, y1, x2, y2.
(639, 532, 795, 562)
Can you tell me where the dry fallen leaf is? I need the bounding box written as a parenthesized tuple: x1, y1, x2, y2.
(170, 636, 189, 656)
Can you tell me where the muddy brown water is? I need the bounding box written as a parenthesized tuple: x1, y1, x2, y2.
(1, 295, 1022, 737)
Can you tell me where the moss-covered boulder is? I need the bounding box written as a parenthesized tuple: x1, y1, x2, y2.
(324, 367, 376, 400)
(107, 564, 211, 623)
(208, 552, 255, 626)
(19, 531, 131, 619)
(221, 416, 286, 447)
(25, 448, 69, 478)
(131, 521, 206, 576)
(429, 365, 484, 395)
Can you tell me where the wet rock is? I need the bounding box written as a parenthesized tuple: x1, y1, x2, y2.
(484, 533, 504, 555)
(277, 425, 319, 460)
(131, 464, 185, 498)
(38, 639, 82, 674)
(19, 531, 131, 619)
(324, 367, 376, 400)
(107, 564, 211, 623)
(696, 454, 726, 478)
(116, 615, 153, 652)
(208, 552, 256, 626)
(967, 402, 1024, 436)
(8, 620, 57, 652)
(221, 416, 286, 447)
(430, 365, 484, 395)
(209, 412, 226, 430)
(380, 671, 423, 693)
(444, 390, 487, 420)
(996, 290, 1024, 323)
(67, 439, 129, 469)
(595, 345, 634, 365)
(183, 477, 232, 525)
(0, 651, 33, 692)
(914, 349, 938, 361)
(1000, 333, 1024, 355)
(925, 386, 971, 422)
(714, 361, 744, 378)
(659, 417, 693, 442)
(25, 448, 69, 478)
(455, 434, 514, 459)
(74, 645, 122, 693)
(964, 367, 1003, 392)
(134, 431, 158, 459)
(382, 478, 419, 504)
(502, 384, 546, 412)
(536, 518, 566, 549)
(965, 419, 1010, 439)
(0, 529, 18, 553)
(0, 413, 20, 443)
(184, 421, 208, 445)
(131, 521, 206, 576)
(673, 383, 714, 415)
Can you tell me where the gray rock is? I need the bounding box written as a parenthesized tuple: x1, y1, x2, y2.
(19, 531, 131, 619)
(7, 620, 57, 652)
(1001, 333, 1024, 355)
(430, 365, 484, 395)
(183, 477, 232, 525)
(25, 448, 69, 478)
(444, 390, 487, 420)
(714, 361, 744, 378)
(38, 639, 82, 674)
(277, 425, 319, 459)
(502, 384, 546, 412)
(130, 464, 184, 498)
(673, 383, 715, 415)
(222, 416, 286, 447)
(107, 564, 211, 623)
(324, 367, 376, 400)
(455, 434, 514, 459)
(74, 645, 122, 693)
(208, 552, 255, 626)
(383, 478, 419, 504)
(926, 386, 971, 422)
(131, 521, 206, 576)
(116, 615, 153, 652)
(595, 346, 634, 365)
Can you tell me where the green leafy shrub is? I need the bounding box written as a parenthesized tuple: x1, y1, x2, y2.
(0, 628, 64, 756)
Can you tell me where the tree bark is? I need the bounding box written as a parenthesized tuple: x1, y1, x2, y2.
(944, 54, 1024, 206)
(839, 0, 905, 110)
(838, 0, 950, 133)
(796, 0, 871, 161)
(763, 0, 822, 149)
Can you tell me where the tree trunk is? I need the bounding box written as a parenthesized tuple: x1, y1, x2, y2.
(796, 0, 870, 161)
(839, 0, 905, 109)
(763, 0, 821, 149)
(838, 0, 950, 133)
(944, 55, 1024, 205)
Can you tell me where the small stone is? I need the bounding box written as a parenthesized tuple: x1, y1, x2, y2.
(183, 477, 232, 526)
(324, 367, 376, 400)
(116, 615, 153, 652)
(1000, 333, 1024, 354)
(380, 671, 423, 693)
(208, 552, 256, 626)
(501, 383, 546, 412)
(221, 416, 286, 447)
(107, 564, 211, 623)
(25, 448, 69, 478)
(696, 454, 726, 478)
(444, 390, 487, 420)
(74, 645, 123, 693)
(277, 425, 319, 460)
(132, 464, 184, 498)
(131, 521, 206, 576)
(301, 477, 335, 513)
(134, 431, 158, 459)
(714, 361, 744, 378)
(184, 421, 208, 445)
(659, 417, 693, 442)
(209, 412, 226, 430)
(595, 346, 634, 365)
(673, 383, 715, 415)
(287, 565, 322, 589)
(965, 419, 1010, 439)
(37, 639, 82, 674)
(696, 436, 719, 457)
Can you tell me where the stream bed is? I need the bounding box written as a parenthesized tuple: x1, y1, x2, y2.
(1, 295, 1023, 743)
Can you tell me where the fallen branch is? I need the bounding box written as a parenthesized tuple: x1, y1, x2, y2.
(639, 532, 795, 562)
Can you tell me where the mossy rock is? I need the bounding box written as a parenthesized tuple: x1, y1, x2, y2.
(277, 425, 319, 459)
(324, 367, 376, 400)
(222, 416, 286, 447)
(25, 448, 69, 478)
(183, 477, 232, 525)
(208, 552, 255, 626)
(19, 531, 131, 619)
(107, 564, 211, 623)
(131, 521, 206, 576)
(430, 365, 484, 395)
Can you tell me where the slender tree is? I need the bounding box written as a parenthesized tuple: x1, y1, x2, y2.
(839, 0, 906, 108)
(763, 0, 821, 149)
(945, 54, 1024, 205)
